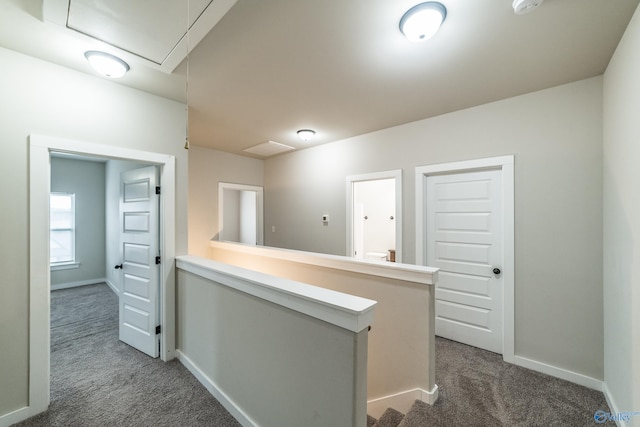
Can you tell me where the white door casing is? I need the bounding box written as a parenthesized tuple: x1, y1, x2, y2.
(427, 170, 502, 353)
(29, 134, 176, 420)
(119, 166, 160, 357)
(415, 156, 514, 362)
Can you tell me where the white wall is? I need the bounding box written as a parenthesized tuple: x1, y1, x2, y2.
(204, 242, 436, 417)
(263, 77, 604, 381)
(0, 46, 187, 418)
(603, 3, 640, 423)
(239, 190, 257, 244)
(50, 157, 106, 287)
(188, 145, 263, 257)
(222, 188, 241, 242)
(177, 267, 368, 427)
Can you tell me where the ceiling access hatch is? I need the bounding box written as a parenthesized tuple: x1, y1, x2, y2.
(243, 141, 295, 158)
(43, 0, 237, 73)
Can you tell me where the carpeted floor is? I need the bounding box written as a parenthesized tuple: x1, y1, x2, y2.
(369, 337, 614, 427)
(426, 336, 613, 426)
(13, 283, 241, 427)
(14, 283, 615, 427)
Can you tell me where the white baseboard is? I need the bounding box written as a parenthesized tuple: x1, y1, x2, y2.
(367, 385, 439, 419)
(50, 278, 108, 291)
(176, 350, 257, 427)
(0, 405, 36, 427)
(513, 356, 603, 391)
(105, 279, 119, 295)
(602, 382, 627, 427)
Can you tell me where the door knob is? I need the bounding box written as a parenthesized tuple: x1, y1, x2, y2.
(114, 264, 123, 269)
(493, 267, 501, 275)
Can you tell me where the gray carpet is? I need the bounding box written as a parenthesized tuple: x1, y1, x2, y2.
(13, 283, 241, 427)
(370, 336, 614, 427)
(14, 283, 614, 427)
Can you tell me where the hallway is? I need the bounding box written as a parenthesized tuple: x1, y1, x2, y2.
(14, 284, 240, 427)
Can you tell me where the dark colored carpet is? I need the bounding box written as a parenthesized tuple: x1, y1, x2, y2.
(13, 283, 614, 427)
(13, 283, 241, 427)
(371, 337, 614, 427)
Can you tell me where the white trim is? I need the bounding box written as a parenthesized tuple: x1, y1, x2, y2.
(346, 170, 403, 262)
(415, 155, 515, 363)
(176, 350, 257, 427)
(502, 159, 515, 363)
(0, 406, 33, 427)
(602, 382, 626, 427)
(367, 386, 438, 419)
(42, 0, 238, 73)
(28, 136, 51, 417)
(160, 0, 238, 71)
(177, 255, 376, 333)
(28, 134, 177, 423)
(50, 278, 107, 291)
(513, 356, 603, 391)
(159, 156, 176, 361)
(105, 279, 119, 295)
(50, 262, 80, 271)
(210, 240, 438, 286)
(217, 182, 264, 245)
(422, 384, 439, 404)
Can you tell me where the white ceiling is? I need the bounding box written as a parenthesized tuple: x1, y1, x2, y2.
(0, 0, 638, 157)
(63, 0, 213, 65)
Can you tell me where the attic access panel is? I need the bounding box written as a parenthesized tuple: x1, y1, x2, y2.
(43, 0, 237, 73)
(67, 0, 212, 64)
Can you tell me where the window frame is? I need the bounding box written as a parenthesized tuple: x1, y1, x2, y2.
(49, 192, 78, 269)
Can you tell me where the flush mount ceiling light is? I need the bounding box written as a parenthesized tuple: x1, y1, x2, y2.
(297, 129, 316, 142)
(400, 2, 447, 43)
(84, 51, 130, 78)
(512, 0, 544, 14)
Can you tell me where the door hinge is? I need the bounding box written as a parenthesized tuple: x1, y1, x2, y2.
(155, 186, 161, 195)
(155, 256, 161, 265)
(155, 325, 161, 334)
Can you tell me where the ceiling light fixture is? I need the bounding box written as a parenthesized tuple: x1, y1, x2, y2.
(400, 2, 447, 43)
(297, 129, 316, 142)
(512, 0, 544, 14)
(84, 51, 130, 78)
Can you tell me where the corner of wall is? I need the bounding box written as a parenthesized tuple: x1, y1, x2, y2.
(602, 2, 640, 423)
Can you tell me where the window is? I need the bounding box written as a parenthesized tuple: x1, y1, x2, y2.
(50, 193, 75, 266)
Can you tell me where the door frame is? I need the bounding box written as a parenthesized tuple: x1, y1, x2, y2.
(415, 155, 514, 363)
(346, 170, 403, 262)
(28, 134, 176, 415)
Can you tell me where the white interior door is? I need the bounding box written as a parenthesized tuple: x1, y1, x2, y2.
(118, 166, 160, 357)
(426, 169, 503, 353)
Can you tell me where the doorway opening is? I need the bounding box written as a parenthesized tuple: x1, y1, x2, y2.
(28, 134, 176, 415)
(218, 182, 264, 245)
(346, 170, 403, 263)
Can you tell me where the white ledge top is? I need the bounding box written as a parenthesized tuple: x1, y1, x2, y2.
(210, 240, 439, 285)
(176, 255, 377, 333)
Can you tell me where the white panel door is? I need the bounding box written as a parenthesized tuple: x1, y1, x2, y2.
(426, 170, 503, 353)
(118, 166, 160, 357)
